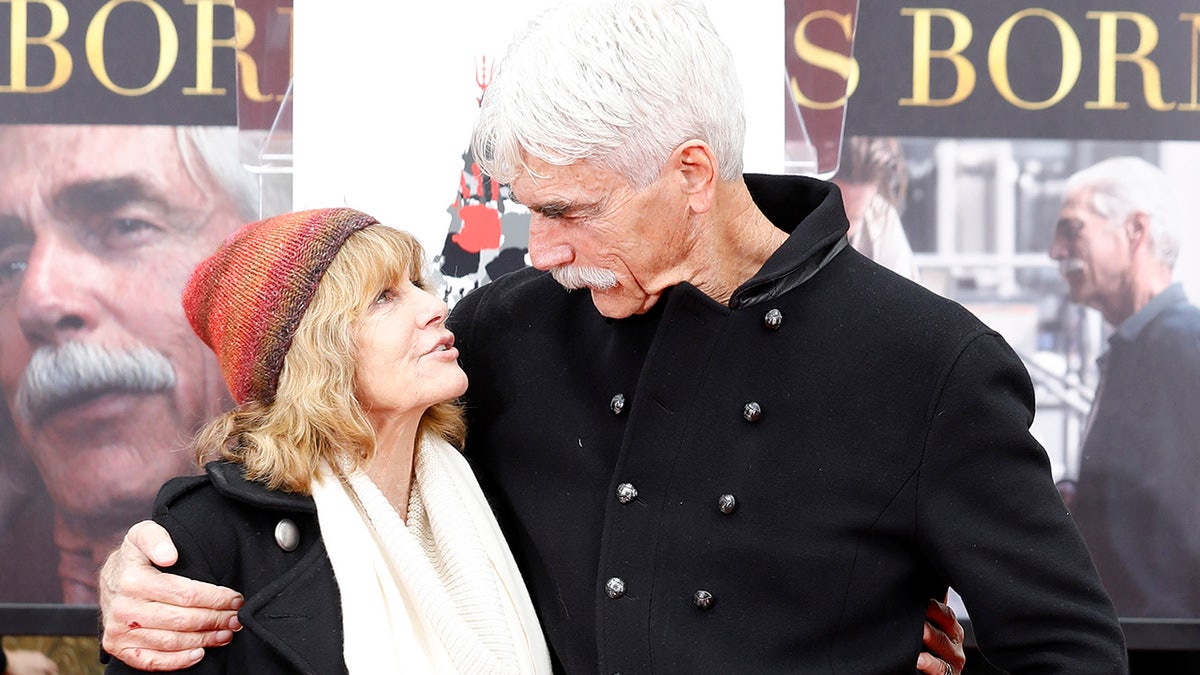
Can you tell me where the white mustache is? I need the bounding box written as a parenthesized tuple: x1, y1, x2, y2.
(550, 265, 618, 290)
(1059, 259, 1086, 275)
(15, 342, 176, 425)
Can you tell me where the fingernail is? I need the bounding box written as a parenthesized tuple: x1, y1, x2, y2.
(231, 595, 244, 610)
(187, 648, 205, 662)
(228, 615, 243, 631)
(151, 542, 174, 561)
(215, 629, 234, 644)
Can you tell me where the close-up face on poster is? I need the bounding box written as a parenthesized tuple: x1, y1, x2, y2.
(0, 0, 1195, 661)
(0, 0, 293, 609)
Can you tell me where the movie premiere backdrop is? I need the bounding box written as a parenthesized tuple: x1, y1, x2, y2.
(1, 0, 1197, 646)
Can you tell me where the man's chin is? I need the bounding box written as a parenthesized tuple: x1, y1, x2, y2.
(589, 287, 660, 319)
(32, 441, 197, 515)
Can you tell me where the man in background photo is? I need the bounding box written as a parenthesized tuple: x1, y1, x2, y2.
(1049, 155, 1200, 618)
(0, 124, 289, 603)
(0, 406, 57, 602)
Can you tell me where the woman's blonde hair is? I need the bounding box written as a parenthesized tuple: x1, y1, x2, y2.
(193, 225, 466, 494)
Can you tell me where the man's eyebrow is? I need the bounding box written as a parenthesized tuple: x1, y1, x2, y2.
(530, 200, 571, 218)
(53, 177, 166, 217)
(526, 199, 603, 219)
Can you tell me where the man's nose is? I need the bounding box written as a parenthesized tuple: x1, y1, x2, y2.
(526, 216, 573, 270)
(1048, 234, 1068, 261)
(16, 238, 98, 345)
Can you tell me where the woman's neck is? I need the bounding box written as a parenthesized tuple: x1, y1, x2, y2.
(365, 414, 420, 522)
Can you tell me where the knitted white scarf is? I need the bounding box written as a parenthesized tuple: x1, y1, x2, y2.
(312, 437, 551, 674)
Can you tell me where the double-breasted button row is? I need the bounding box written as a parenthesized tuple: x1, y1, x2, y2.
(603, 577, 716, 610)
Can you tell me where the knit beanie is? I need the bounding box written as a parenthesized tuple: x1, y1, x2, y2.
(183, 207, 378, 405)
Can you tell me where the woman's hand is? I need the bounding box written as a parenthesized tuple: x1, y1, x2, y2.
(916, 598, 966, 675)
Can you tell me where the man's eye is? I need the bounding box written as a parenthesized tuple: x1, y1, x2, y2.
(93, 217, 162, 250)
(0, 258, 27, 283)
(114, 218, 154, 234)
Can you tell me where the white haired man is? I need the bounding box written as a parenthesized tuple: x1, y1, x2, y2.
(98, 1, 1124, 672)
(1050, 156, 1200, 618)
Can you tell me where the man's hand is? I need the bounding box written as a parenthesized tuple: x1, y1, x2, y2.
(99, 520, 244, 671)
(916, 598, 966, 675)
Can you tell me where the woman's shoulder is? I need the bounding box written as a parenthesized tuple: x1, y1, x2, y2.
(153, 461, 316, 518)
(151, 462, 323, 586)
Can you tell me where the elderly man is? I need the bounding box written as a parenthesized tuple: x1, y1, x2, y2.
(0, 125, 287, 603)
(98, 1, 1124, 672)
(1050, 156, 1200, 618)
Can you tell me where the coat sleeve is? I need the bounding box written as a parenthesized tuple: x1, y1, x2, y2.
(915, 331, 1127, 673)
(104, 478, 231, 675)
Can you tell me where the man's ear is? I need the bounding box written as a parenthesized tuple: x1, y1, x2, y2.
(1125, 211, 1151, 251)
(671, 140, 717, 214)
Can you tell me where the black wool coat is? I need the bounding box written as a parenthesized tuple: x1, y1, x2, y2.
(449, 174, 1127, 674)
(105, 462, 346, 675)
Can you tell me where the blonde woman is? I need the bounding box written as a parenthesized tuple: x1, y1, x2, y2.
(106, 208, 550, 674)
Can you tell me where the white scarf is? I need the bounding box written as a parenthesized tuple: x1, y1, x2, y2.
(312, 436, 551, 674)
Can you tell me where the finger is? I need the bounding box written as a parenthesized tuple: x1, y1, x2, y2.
(105, 624, 236, 653)
(125, 520, 179, 567)
(915, 651, 949, 675)
(923, 598, 961, 640)
(148, 571, 244, 611)
(922, 619, 966, 673)
(107, 594, 242, 639)
(107, 646, 208, 672)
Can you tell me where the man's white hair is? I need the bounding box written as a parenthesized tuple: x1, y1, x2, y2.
(1065, 156, 1178, 267)
(178, 127, 292, 221)
(472, 0, 745, 190)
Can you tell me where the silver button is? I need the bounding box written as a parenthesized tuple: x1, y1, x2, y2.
(743, 401, 762, 422)
(693, 589, 714, 609)
(763, 308, 783, 330)
(605, 577, 626, 599)
(610, 393, 626, 415)
(616, 482, 638, 504)
(718, 494, 737, 514)
(274, 519, 299, 552)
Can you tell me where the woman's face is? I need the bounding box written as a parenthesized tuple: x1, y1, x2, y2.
(353, 277, 467, 424)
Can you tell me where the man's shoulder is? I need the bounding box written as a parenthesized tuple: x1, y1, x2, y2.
(1140, 299, 1200, 354)
(815, 248, 994, 343)
(1155, 298, 1200, 331)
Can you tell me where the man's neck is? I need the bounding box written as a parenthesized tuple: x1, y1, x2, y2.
(54, 509, 132, 603)
(1107, 261, 1173, 327)
(687, 179, 788, 305)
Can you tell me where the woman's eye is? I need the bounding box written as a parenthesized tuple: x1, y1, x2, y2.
(375, 289, 394, 304)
